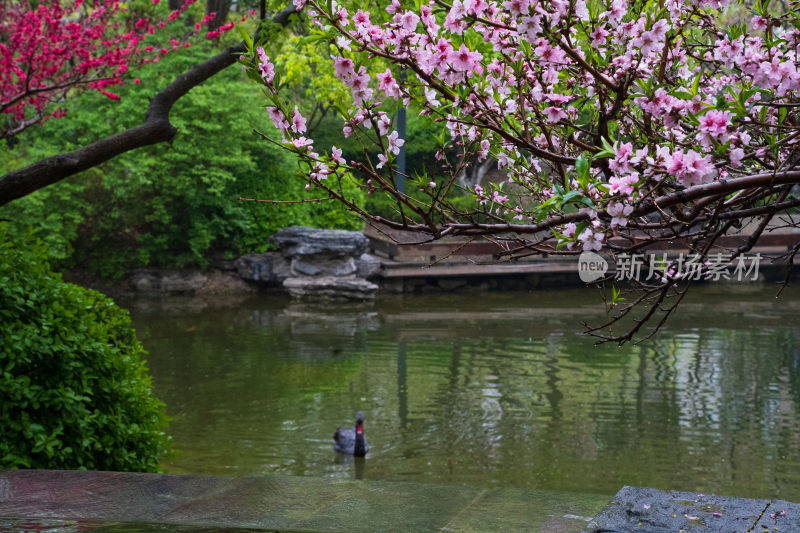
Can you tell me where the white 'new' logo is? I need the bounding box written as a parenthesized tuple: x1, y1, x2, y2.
(578, 251, 608, 283)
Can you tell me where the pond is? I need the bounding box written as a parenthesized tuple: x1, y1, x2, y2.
(130, 284, 800, 501)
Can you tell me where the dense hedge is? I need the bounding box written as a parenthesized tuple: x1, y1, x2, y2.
(0, 232, 170, 471)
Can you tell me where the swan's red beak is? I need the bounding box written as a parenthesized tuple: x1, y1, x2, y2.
(356, 422, 363, 435)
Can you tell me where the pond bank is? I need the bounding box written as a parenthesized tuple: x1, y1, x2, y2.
(69, 224, 800, 299)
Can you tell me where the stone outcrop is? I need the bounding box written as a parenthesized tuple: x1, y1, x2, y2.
(128, 227, 381, 299)
(271, 226, 369, 257)
(128, 269, 254, 296)
(282, 276, 377, 300)
(270, 226, 379, 300)
(129, 270, 208, 295)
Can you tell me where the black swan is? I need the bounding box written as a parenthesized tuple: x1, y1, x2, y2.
(333, 411, 368, 457)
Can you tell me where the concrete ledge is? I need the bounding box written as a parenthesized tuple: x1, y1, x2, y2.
(0, 470, 608, 532)
(3, 473, 798, 532)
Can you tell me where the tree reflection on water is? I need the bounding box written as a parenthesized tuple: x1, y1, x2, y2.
(131, 286, 800, 500)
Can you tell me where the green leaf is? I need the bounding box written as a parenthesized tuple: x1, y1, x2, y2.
(691, 71, 701, 96)
(671, 91, 694, 100)
(561, 190, 582, 206)
(611, 285, 625, 304)
(297, 32, 328, 47)
(596, 136, 615, 158)
(575, 153, 591, 189)
(238, 26, 254, 54)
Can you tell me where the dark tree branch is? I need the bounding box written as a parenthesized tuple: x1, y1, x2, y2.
(360, 170, 800, 239)
(0, 5, 296, 208)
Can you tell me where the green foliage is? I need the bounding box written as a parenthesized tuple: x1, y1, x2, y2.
(277, 34, 353, 107)
(0, 41, 364, 278)
(0, 229, 170, 471)
(363, 182, 475, 223)
(307, 105, 445, 190)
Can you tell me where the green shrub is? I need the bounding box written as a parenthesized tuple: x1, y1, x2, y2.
(0, 230, 170, 471)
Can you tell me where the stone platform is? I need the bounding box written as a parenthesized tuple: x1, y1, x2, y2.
(0, 470, 607, 532)
(584, 486, 799, 532)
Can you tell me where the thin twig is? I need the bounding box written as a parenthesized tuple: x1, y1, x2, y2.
(238, 196, 330, 203)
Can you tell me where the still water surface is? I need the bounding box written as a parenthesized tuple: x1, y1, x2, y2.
(130, 285, 800, 500)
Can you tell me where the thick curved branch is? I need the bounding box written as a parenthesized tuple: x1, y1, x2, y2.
(368, 169, 800, 238)
(0, 6, 296, 208)
(634, 170, 800, 216)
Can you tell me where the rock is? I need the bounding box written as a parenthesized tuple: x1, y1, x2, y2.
(127, 227, 379, 299)
(235, 252, 290, 283)
(585, 486, 778, 533)
(356, 253, 382, 279)
(264, 227, 379, 300)
(129, 270, 207, 295)
(195, 270, 256, 295)
(283, 276, 378, 300)
(271, 226, 369, 257)
(291, 260, 322, 277)
(292, 256, 357, 277)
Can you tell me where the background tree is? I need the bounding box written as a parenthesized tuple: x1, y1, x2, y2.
(0, 17, 364, 277)
(0, 0, 294, 206)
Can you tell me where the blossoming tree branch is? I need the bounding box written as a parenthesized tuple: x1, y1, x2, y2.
(241, 0, 800, 342)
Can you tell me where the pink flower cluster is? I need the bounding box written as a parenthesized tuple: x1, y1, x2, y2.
(713, 34, 800, 97)
(661, 148, 716, 187)
(256, 47, 275, 83)
(333, 57, 373, 106)
(0, 0, 216, 137)
(697, 109, 732, 149)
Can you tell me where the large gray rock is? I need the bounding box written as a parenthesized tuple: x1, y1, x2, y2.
(584, 486, 796, 533)
(292, 256, 357, 277)
(283, 276, 378, 300)
(270, 226, 369, 257)
(265, 227, 379, 300)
